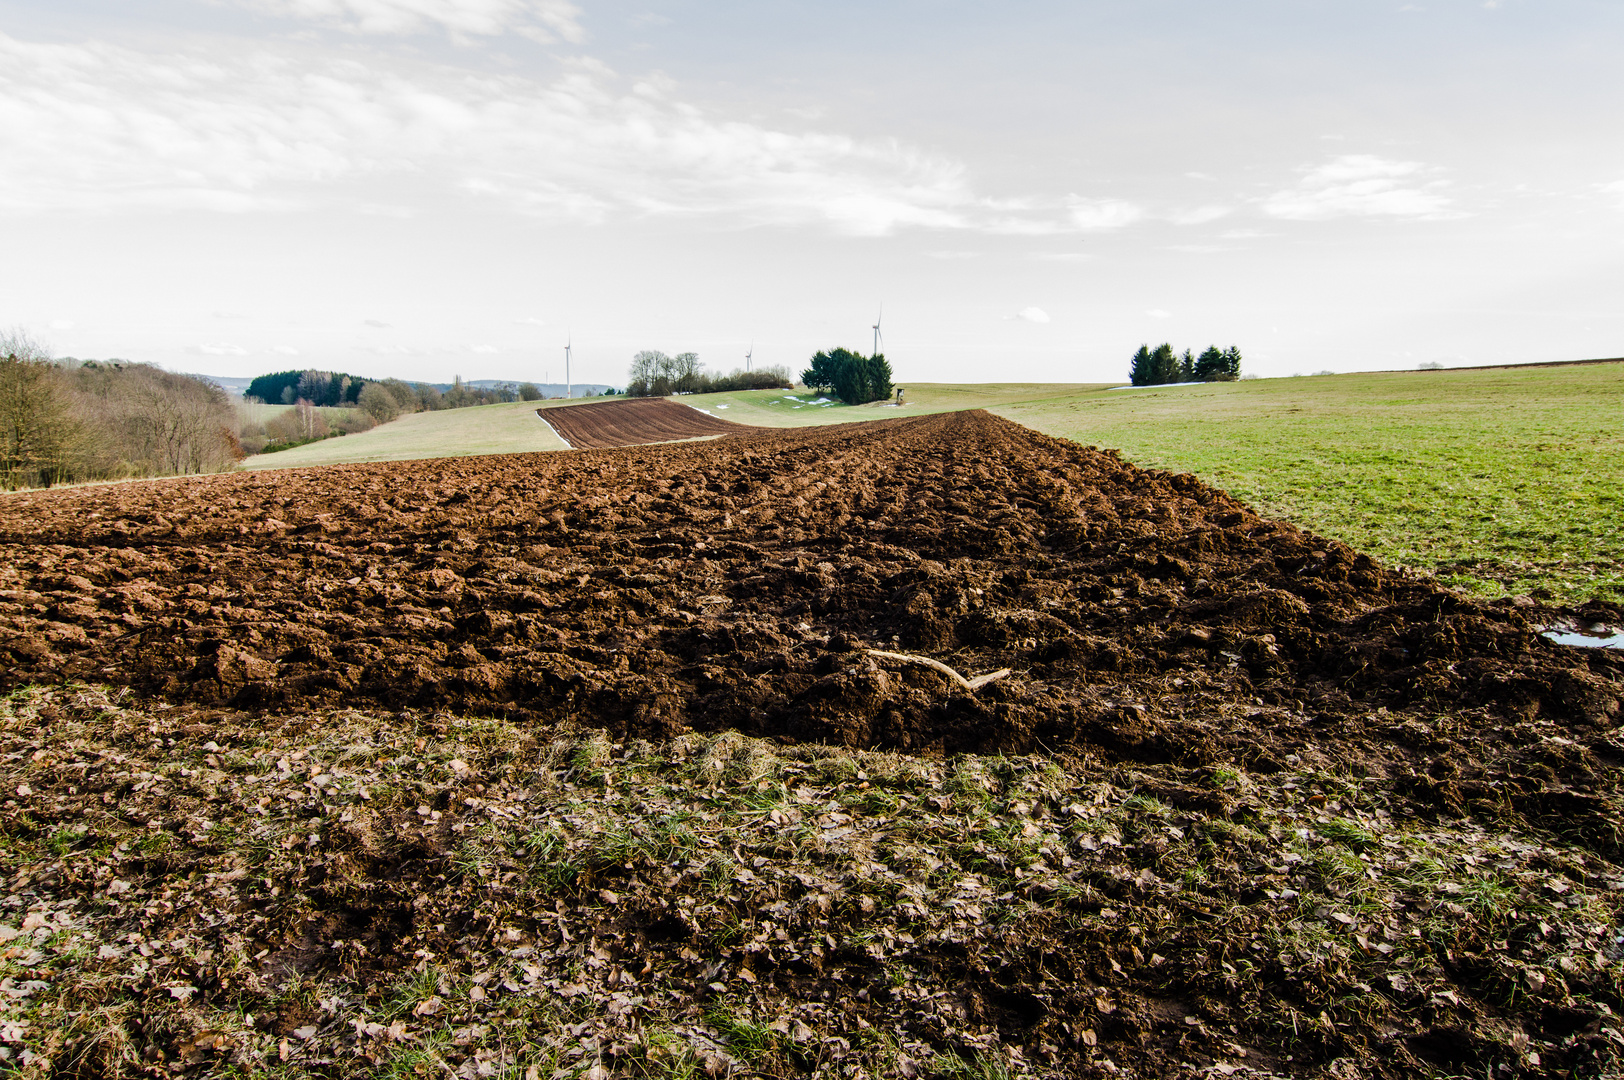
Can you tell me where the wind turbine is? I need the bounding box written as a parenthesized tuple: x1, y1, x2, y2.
(745, 343, 753, 373)
(564, 336, 572, 400)
(872, 306, 883, 357)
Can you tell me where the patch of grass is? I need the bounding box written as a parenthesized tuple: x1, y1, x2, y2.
(382, 965, 446, 1020)
(704, 1002, 788, 1068)
(47, 826, 88, 857)
(622, 1027, 706, 1078)
(932, 1047, 1014, 1079)
(1318, 818, 1380, 852)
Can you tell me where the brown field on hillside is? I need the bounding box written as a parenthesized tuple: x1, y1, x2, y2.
(0, 411, 1620, 1078)
(539, 397, 748, 449)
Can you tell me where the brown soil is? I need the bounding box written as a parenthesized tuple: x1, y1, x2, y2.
(3, 410, 1618, 827)
(539, 396, 749, 448)
(1, 409, 1621, 1078)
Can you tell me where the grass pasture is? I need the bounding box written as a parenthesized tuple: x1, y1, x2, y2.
(1000, 364, 1624, 604)
(241, 398, 572, 468)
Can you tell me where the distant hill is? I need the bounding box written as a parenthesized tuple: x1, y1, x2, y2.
(457, 380, 616, 398)
(180, 373, 257, 396)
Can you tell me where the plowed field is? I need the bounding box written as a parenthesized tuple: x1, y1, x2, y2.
(540, 396, 748, 448)
(2, 410, 1621, 1079)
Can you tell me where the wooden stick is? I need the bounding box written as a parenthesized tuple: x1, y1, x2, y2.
(864, 649, 1012, 692)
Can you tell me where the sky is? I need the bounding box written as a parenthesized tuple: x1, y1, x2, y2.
(2, 0, 1622, 388)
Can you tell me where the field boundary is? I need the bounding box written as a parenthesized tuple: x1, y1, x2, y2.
(533, 410, 572, 449)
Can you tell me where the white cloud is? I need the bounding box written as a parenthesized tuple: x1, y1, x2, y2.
(1032, 251, 1091, 262)
(0, 34, 1056, 236)
(1601, 180, 1624, 209)
(196, 342, 249, 355)
(364, 319, 392, 328)
(1263, 155, 1453, 220)
(925, 250, 978, 260)
(1145, 309, 1172, 319)
(1067, 197, 1143, 230)
(1167, 205, 1230, 225)
(1016, 307, 1051, 324)
(272, 345, 301, 355)
(230, 0, 586, 44)
(213, 310, 249, 319)
(466, 343, 499, 353)
(49, 319, 75, 330)
(513, 316, 547, 326)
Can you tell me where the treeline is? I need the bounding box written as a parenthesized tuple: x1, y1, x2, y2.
(238, 401, 378, 456)
(248, 369, 547, 414)
(1129, 343, 1241, 386)
(2, 334, 240, 489)
(802, 348, 892, 405)
(625, 351, 792, 397)
(242, 376, 554, 455)
(247, 369, 365, 407)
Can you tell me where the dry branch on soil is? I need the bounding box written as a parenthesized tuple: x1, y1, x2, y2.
(864, 650, 1012, 692)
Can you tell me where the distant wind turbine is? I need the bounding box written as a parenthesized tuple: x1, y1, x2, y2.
(872, 307, 884, 357)
(745, 343, 753, 373)
(564, 336, 572, 400)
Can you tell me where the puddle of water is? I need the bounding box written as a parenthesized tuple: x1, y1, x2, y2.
(1542, 629, 1624, 650)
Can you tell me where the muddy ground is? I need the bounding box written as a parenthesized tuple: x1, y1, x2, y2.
(539, 398, 747, 449)
(0, 410, 1621, 1078)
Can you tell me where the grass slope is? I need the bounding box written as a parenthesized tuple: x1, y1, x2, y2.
(995, 365, 1624, 604)
(242, 399, 572, 469)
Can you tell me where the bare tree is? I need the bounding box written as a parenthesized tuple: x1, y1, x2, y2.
(0, 329, 76, 489)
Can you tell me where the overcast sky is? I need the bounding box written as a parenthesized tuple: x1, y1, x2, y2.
(3, 0, 1621, 387)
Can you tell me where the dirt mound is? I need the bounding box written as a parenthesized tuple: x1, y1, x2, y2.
(540, 396, 749, 448)
(0, 410, 1620, 849)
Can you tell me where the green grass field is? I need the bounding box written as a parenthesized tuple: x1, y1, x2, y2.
(240, 366, 1624, 603)
(241, 398, 574, 468)
(997, 365, 1624, 604)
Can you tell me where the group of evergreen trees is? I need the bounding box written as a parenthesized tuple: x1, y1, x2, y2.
(800, 349, 893, 405)
(246, 369, 366, 407)
(248, 369, 547, 420)
(1129, 344, 1242, 386)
